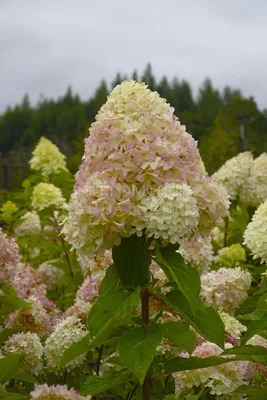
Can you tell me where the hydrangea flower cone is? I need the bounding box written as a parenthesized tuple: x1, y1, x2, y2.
(63, 80, 229, 256)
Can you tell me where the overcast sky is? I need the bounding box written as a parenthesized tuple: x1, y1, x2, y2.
(1, 0, 267, 112)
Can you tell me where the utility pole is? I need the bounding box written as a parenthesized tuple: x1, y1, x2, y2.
(238, 117, 245, 152)
(237, 114, 252, 153)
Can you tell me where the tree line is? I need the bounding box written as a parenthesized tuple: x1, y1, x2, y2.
(1, 63, 267, 189)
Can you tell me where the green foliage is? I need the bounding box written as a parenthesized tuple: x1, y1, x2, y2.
(233, 385, 267, 399)
(156, 245, 201, 311)
(165, 290, 225, 348)
(60, 289, 140, 367)
(82, 369, 133, 396)
(0, 284, 30, 317)
(165, 355, 230, 374)
(118, 326, 163, 384)
(0, 354, 24, 384)
(161, 322, 196, 355)
(113, 235, 151, 287)
(2, 68, 267, 399)
(223, 345, 267, 365)
(98, 264, 121, 296)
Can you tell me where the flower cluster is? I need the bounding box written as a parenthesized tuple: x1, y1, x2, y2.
(179, 235, 214, 274)
(32, 183, 66, 211)
(212, 151, 253, 201)
(15, 211, 41, 236)
(63, 80, 229, 257)
(244, 200, 267, 263)
(173, 342, 247, 396)
(201, 267, 252, 313)
(78, 250, 113, 277)
(0, 200, 18, 223)
(219, 312, 247, 342)
(245, 153, 267, 206)
(12, 263, 47, 299)
(6, 295, 55, 338)
(3, 332, 43, 375)
(30, 136, 68, 177)
(0, 228, 19, 283)
(76, 273, 104, 303)
(138, 183, 199, 243)
(30, 384, 90, 400)
(215, 243, 247, 268)
(37, 262, 64, 291)
(44, 316, 88, 374)
(64, 299, 92, 325)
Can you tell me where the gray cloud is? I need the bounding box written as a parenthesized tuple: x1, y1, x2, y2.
(1, 0, 267, 111)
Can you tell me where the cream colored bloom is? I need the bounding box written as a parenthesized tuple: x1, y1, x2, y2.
(63, 80, 229, 257)
(44, 316, 88, 374)
(3, 332, 43, 375)
(32, 183, 66, 211)
(30, 136, 68, 177)
(212, 152, 253, 201)
(179, 235, 214, 274)
(219, 312, 247, 339)
(244, 200, 267, 263)
(15, 211, 41, 236)
(201, 267, 252, 313)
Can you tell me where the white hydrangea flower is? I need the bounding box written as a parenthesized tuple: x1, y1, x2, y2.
(78, 250, 113, 277)
(32, 183, 66, 211)
(44, 316, 88, 375)
(138, 183, 199, 244)
(30, 384, 90, 399)
(30, 136, 68, 177)
(212, 152, 253, 201)
(64, 300, 92, 325)
(173, 342, 247, 397)
(201, 267, 252, 313)
(15, 211, 41, 236)
(63, 80, 229, 257)
(179, 235, 214, 274)
(37, 262, 64, 291)
(247, 334, 267, 347)
(3, 332, 43, 375)
(244, 200, 267, 263)
(199, 158, 207, 176)
(242, 153, 267, 206)
(6, 295, 53, 338)
(219, 312, 247, 340)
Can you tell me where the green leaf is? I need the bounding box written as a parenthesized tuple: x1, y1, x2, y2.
(0, 328, 26, 345)
(161, 322, 196, 355)
(0, 392, 29, 400)
(156, 246, 201, 311)
(82, 369, 133, 396)
(60, 333, 91, 368)
(118, 327, 163, 384)
(14, 369, 39, 383)
(164, 356, 230, 374)
(0, 285, 30, 316)
(241, 320, 267, 345)
(99, 264, 121, 296)
(233, 385, 267, 399)
(113, 235, 150, 287)
(0, 354, 24, 383)
(165, 290, 225, 348)
(88, 289, 140, 345)
(61, 289, 140, 367)
(223, 345, 267, 365)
